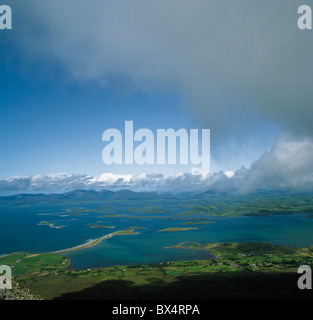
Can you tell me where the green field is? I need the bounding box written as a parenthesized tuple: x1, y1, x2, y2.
(177, 193, 313, 218)
(2, 241, 313, 300)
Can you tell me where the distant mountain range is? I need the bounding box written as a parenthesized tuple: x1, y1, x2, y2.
(0, 188, 300, 205)
(0, 189, 169, 205)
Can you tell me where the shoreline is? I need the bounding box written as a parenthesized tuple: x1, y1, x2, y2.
(0, 229, 139, 258)
(0, 231, 118, 258)
(48, 231, 118, 254)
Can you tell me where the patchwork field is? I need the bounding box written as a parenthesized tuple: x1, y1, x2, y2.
(1, 241, 313, 300)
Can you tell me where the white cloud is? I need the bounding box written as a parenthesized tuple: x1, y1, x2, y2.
(224, 171, 235, 178)
(1, 135, 312, 196)
(237, 134, 313, 193)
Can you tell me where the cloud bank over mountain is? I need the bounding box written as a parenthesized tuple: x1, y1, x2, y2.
(1, 134, 313, 196)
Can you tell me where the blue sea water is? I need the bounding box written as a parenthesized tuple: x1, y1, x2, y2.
(1, 201, 313, 269)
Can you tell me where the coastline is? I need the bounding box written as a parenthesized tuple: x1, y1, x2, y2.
(0, 229, 139, 259)
(0, 231, 116, 258)
(48, 231, 117, 254)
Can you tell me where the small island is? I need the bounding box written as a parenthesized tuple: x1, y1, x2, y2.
(87, 223, 116, 229)
(97, 214, 121, 218)
(114, 229, 140, 236)
(38, 221, 65, 229)
(181, 221, 213, 225)
(157, 227, 199, 232)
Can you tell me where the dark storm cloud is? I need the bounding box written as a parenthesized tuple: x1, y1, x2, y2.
(12, 0, 313, 137)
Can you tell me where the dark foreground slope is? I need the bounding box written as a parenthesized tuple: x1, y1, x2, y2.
(53, 271, 312, 300)
(0, 279, 45, 300)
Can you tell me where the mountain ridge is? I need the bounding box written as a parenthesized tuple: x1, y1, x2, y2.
(0, 189, 166, 204)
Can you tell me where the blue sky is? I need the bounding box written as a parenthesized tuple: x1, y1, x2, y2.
(0, 40, 201, 177)
(0, 34, 277, 179)
(1, 0, 313, 195)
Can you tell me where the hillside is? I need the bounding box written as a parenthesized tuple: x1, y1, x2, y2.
(0, 279, 45, 300)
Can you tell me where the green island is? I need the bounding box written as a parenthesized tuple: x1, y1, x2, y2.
(113, 229, 139, 236)
(38, 221, 65, 229)
(87, 223, 116, 229)
(1, 241, 313, 300)
(181, 221, 213, 225)
(157, 227, 199, 232)
(117, 207, 171, 214)
(126, 227, 145, 230)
